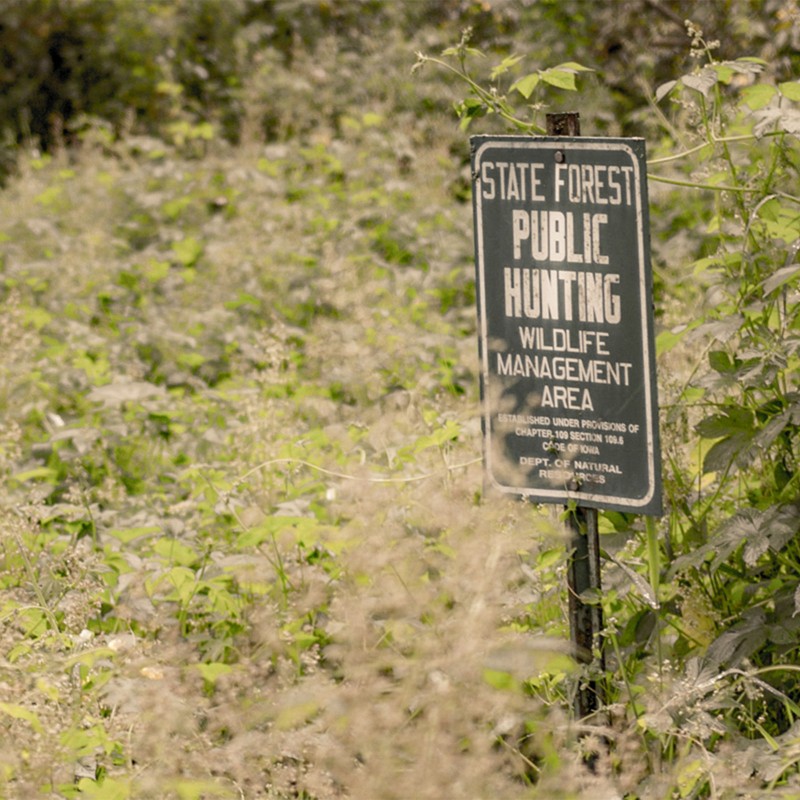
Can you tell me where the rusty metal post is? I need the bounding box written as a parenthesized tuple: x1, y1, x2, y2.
(546, 112, 605, 718)
(546, 111, 581, 137)
(586, 507, 605, 678)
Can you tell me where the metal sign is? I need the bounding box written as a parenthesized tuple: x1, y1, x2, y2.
(471, 135, 662, 515)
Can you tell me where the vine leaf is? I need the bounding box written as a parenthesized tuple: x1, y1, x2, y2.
(510, 63, 592, 99)
(741, 83, 778, 110)
(762, 262, 800, 295)
(681, 69, 718, 98)
(794, 584, 800, 618)
(604, 551, 659, 609)
(490, 54, 523, 80)
(510, 72, 540, 99)
(704, 608, 767, 669)
(670, 504, 800, 576)
(655, 80, 677, 102)
(753, 107, 800, 136)
(540, 68, 577, 91)
(696, 405, 756, 474)
(779, 80, 800, 101)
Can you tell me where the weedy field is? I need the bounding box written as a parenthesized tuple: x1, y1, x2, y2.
(0, 13, 578, 799)
(2, 2, 800, 799)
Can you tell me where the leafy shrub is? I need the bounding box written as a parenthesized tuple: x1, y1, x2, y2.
(418, 12, 800, 796)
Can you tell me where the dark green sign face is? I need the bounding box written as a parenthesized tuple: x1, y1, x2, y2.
(471, 136, 662, 515)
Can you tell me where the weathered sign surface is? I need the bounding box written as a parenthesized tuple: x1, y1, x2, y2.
(471, 135, 662, 515)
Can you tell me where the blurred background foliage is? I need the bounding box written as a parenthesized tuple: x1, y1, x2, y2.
(0, 0, 798, 180)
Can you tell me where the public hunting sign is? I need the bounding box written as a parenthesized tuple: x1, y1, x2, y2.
(471, 135, 662, 515)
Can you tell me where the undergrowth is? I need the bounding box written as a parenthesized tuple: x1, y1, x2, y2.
(0, 11, 578, 799)
(414, 11, 800, 800)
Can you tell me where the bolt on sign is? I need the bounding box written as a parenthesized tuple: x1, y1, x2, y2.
(470, 135, 662, 515)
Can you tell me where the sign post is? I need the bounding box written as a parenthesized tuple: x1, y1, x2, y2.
(470, 113, 662, 717)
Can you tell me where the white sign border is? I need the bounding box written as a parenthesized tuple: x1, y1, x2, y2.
(472, 136, 659, 511)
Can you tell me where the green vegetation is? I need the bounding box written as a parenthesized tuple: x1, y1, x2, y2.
(2, 1, 800, 798)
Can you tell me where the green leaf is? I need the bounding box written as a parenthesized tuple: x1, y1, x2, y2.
(706, 169, 731, 186)
(275, 699, 321, 730)
(107, 525, 160, 544)
(64, 647, 117, 671)
(740, 83, 778, 110)
(482, 667, 518, 691)
(696, 406, 754, 439)
(144, 259, 170, 282)
(164, 566, 197, 604)
(681, 70, 717, 97)
(705, 608, 768, 669)
(454, 98, 488, 129)
(195, 122, 215, 141)
(680, 386, 705, 404)
(11, 466, 58, 483)
(708, 350, 734, 374)
(75, 778, 131, 800)
(763, 263, 800, 295)
(779, 81, 800, 101)
(290, 630, 319, 650)
(35, 185, 63, 207)
(407, 420, 460, 454)
(157, 80, 183, 97)
(152, 537, 199, 567)
(441, 45, 485, 59)
(490, 54, 523, 80)
(655, 80, 677, 102)
(536, 547, 565, 569)
(60, 722, 118, 758)
(162, 195, 192, 220)
(691, 252, 741, 276)
(0, 702, 44, 733)
(697, 406, 757, 473)
(677, 759, 705, 798)
(194, 662, 234, 687)
(236, 515, 319, 549)
(539, 68, 577, 91)
(171, 237, 204, 267)
(656, 326, 688, 355)
(177, 351, 206, 369)
(510, 72, 540, 99)
(553, 61, 593, 73)
(22, 306, 52, 330)
(712, 63, 735, 84)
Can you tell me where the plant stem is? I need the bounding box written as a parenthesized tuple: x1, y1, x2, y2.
(418, 54, 545, 133)
(646, 131, 787, 165)
(645, 516, 664, 686)
(10, 525, 61, 636)
(646, 173, 759, 192)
